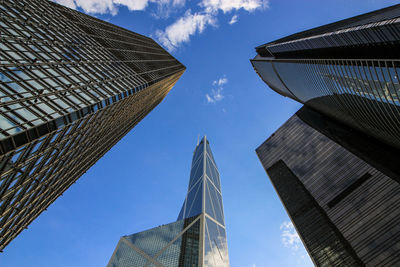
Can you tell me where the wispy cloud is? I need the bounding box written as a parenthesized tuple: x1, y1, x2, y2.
(229, 14, 238, 24)
(213, 77, 228, 86)
(54, 0, 269, 51)
(206, 77, 227, 103)
(53, 0, 181, 16)
(280, 221, 302, 251)
(156, 10, 216, 51)
(200, 0, 269, 13)
(150, 0, 186, 19)
(156, 0, 269, 51)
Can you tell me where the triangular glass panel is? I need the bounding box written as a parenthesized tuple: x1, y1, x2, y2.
(205, 141, 217, 168)
(177, 203, 185, 221)
(204, 220, 217, 267)
(188, 153, 204, 190)
(156, 218, 200, 267)
(217, 225, 229, 265)
(154, 232, 183, 267)
(205, 218, 229, 266)
(205, 181, 217, 220)
(207, 180, 224, 225)
(205, 156, 220, 191)
(192, 141, 204, 166)
(124, 219, 185, 258)
(185, 180, 203, 218)
(108, 239, 148, 267)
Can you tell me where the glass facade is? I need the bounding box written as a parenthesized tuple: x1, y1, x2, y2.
(0, 0, 185, 251)
(252, 59, 400, 149)
(251, 4, 400, 149)
(109, 137, 229, 266)
(256, 106, 400, 266)
(108, 216, 200, 267)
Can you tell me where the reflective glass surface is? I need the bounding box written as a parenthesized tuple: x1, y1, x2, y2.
(256, 111, 400, 266)
(111, 137, 229, 266)
(108, 240, 149, 267)
(206, 180, 224, 225)
(255, 59, 400, 149)
(0, 0, 185, 251)
(108, 216, 200, 267)
(184, 180, 203, 218)
(125, 220, 185, 258)
(204, 217, 229, 267)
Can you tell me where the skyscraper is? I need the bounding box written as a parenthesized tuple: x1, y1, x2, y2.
(108, 137, 229, 267)
(251, 4, 400, 266)
(251, 4, 400, 149)
(0, 0, 185, 251)
(256, 106, 400, 266)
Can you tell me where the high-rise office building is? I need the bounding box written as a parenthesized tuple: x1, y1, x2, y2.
(108, 137, 229, 267)
(251, 4, 400, 149)
(252, 4, 400, 266)
(0, 0, 185, 251)
(256, 106, 400, 266)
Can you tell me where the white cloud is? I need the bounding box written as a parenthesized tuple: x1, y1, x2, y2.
(200, 0, 269, 13)
(114, 0, 149, 11)
(54, 0, 76, 9)
(156, 10, 216, 51)
(206, 88, 224, 103)
(229, 14, 238, 24)
(213, 77, 227, 86)
(280, 221, 302, 251)
(53, 0, 182, 15)
(151, 0, 186, 18)
(156, 0, 268, 50)
(206, 77, 227, 103)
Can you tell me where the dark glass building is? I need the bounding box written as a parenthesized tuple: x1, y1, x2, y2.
(108, 137, 229, 267)
(0, 0, 185, 251)
(251, 4, 400, 149)
(256, 106, 400, 266)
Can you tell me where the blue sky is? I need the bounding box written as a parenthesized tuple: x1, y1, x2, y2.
(1, 0, 399, 266)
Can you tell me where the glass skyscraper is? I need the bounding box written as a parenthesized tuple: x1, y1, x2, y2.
(251, 4, 400, 149)
(257, 106, 400, 266)
(108, 136, 229, 267)
(0, 0, 185, 251)
(252, 4, 400, 266)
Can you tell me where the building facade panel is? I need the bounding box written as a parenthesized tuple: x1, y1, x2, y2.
(256, 106, 400, 266)
(251, 4, 400, 149)
(0, 0, 185, 250)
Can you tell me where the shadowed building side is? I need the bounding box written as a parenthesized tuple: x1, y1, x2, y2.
(256, 106, 400, 266)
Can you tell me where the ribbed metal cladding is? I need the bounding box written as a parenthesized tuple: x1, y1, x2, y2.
(252, 58, 400, 149)
(256, 107, 400, 266)
(251, 4, 400, 150)
(256, 4, 400, 55)
(0, 0, 185, 251)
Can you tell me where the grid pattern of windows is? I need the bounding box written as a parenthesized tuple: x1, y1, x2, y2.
(256, 107, 400, 266)
(108, 216, 200, 267)
(0, 0, 185, 251)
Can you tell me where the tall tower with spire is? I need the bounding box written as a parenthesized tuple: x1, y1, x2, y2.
(108, 136, 229, 267)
